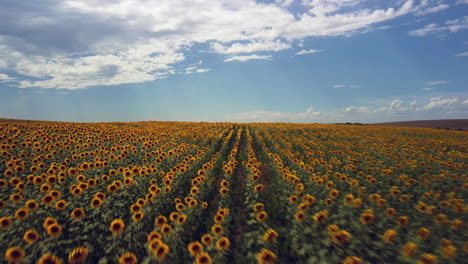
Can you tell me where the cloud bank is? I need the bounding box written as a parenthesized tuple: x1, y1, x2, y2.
(0, 0, 440, 89)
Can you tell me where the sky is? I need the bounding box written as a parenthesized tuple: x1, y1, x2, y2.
(0, 0, 467, 123)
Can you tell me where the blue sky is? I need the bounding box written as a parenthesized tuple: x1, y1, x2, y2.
(0, 0, 467, 123)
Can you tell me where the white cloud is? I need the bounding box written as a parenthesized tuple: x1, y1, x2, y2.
(225, 96, 468, 123)
(409, 16, 468, 37)
(225, 107, 320, 122)
(332, 84, 346, 88)
(295, 49, 323, 55)
(425, 80, 448, 86)
(423, 97, 459, 110)
(414, 4, 449, 17)
(422, 87, 433, 91)
(332, 84, 359, 88)
(0, 0, 434, 89)
(212, 40, 291, 54)
(195, 68, 210, 73)
(0, 73, 15, 82)
(224, 54, 272, 62)
(455, 51, 468, 56)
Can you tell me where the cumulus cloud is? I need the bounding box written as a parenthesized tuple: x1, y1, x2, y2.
(425, 80, 448, 86)
(224, 96, 468, 123)
(225, 107, 320, 122)
(0, 73, 15, 83)
(224, 55, 272, 62)
(409, 16, 468, 36)
(295, 49, 323, 55)
(423, 97, 459, 110)
(0, 0, 431, 89)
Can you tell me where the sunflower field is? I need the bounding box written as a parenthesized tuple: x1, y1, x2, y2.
(0, 121, 466, 264)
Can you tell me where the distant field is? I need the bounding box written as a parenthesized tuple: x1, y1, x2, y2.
(0, 121, 467, 263)
(373, 119, 468, 130)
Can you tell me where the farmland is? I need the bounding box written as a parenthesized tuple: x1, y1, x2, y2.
(0, 121, 467, 264)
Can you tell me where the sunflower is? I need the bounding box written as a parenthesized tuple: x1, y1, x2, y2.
(254, 184, 264, 192)
(417, 253, 438, 264)
(220, 187, 229, 195)
(216, 237, 230, 251)
(401, 242, 417, 257)
(397, 216, 410, 227)
(352, 198, 362, 208)
(110, 219, 125, 235)
(14, 208, 29, 220)
(195, 252, 212, 264)
(161, 224, 172, 235)
(331, 230, 351, 245)
(43, 217, 57, 229)
(256, 211, 268, 222)
(382, 229, 397, 243)
(253, 203, 265, 212)
(68, 247, 88, 264)
(37, 254, 62, 264)
(360, 212, 374, 225)
(55, 200, 67, 210)
(329, 189, 340, 199)
(47, 223, 62, 238)
(22, 229, 39, 244)
(256, 248, 276, 264)
(289, 196, 298, 203)
(343, 256, 363, 264)
(416, 227, 430, 240)
(4, 247, 25, 263)
(214, 213, 224, 224)
(147, 231, 162, 242)
(70, 208, 85, 220)
(434, 214, 447, 225)
(313, 211, 328, 224)
(132, 212, 144, 222)
(90, 198, 103, 209)
(148, 238, 163, 251)
(262, 229, 278, 242)
(441, 245, 457, 260)
(10, 193, 23, 203)
(211, 224, 223, 236)
(169, 212, 180, 222)
(154, 244, 170, 260)
(385, 208, 396, 217)
(119, 252, 137, 264)
(201, 234, 213, 245)
(155, 216, 167, 227)
(326, 224, 340, 234)
(295, 211, 306, 221)
(42, 195, 54, 206)
(188, 241, 203, 256)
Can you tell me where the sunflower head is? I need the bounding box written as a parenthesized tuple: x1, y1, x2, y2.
(216, 237, 230, 251)
(23, 229, 40, 244)
(5, 247, 25, 263)
(68, 247, 88, 264)
(187, 241, 203, 256)
(110, 219, 125, 235)
(256, 248, 276, 264)
(195, 252, 212, 264)
(119, 252, 137, 264)
(37, 254, 62, 264)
